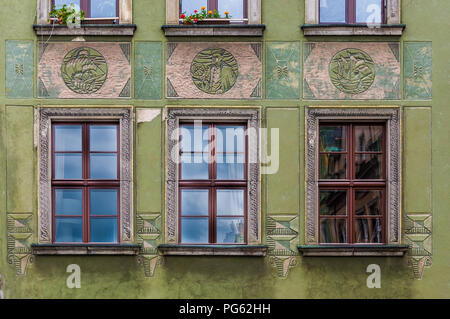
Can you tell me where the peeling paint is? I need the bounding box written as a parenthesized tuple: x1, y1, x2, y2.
(136, 109, 161, 123)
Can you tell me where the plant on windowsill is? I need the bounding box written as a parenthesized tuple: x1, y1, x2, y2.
(181, 7, 231, 25)
(48, 3, 85, 25)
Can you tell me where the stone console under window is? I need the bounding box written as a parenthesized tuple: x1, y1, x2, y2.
(163, 0, 264, 37)
(35, 0, 135, 36)
(303, 0, 405, 36)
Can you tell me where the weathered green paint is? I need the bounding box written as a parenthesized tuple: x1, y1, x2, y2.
(265, 42, 301, 99)
(135, 42, 162, 100)
(0, 0, 448, 299)
(5, 41, 34, 98)
(404, 107, 432, 213)
(404, 42, 432, 100)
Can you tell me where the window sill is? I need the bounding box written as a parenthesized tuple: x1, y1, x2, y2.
(298, 245, 409, 257)
(33, 24, 137, 36)
(158, 244, 268, 256)
(31, 244, 141, 256)
(161, 24, 265, 37)
(301, 24, 405, 36)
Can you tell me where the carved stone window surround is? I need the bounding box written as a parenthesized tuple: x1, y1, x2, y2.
(304, 107, 402, 249)
(37, 107, 133, 247)
(164, 107, 261, 247)
(35, 0, 135, 36)
(303, 0, 404, 36)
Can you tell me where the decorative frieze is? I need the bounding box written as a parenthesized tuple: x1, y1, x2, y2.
(404, 42, 432, 100)
(6, 41, 34, 98)
(7, 213, 33, 275)
(404, 214, 432, 279)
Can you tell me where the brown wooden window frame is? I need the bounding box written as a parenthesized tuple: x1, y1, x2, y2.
(179, 0, 248, 23)
(319, 0, 386, 24)
(51, 121, 120, 244)
(318, 122, 386, 244)
(51, 0, 120, 24)
(178, 121, 248, 245)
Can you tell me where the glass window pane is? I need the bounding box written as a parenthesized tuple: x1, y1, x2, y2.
(181, 0, 204, 15)
(320, 218, 347, 243)
(355, 154, 383, 179)
(216, 153, 244, 180)
(55, 217, 82, 242)
(54, 125, 82, 151)
(90, 0, 117, 18)
(216, 125, 245, 153)
(216, 217, 244, 243)
(54, 0, 81, 10)
(218, 0, 244, 19)
(90, 125, 117, 152)
(354, 218, 383, 243)
(320, 0, 346, 23)
(355, 190, 383, 216)
(181, 217, 209, 243)
(356, 0, 382, 23)
(355, 126, 383, 152)
(217, 189, 244, 216)
(181, 189, 209, 216)
(319, 190, 347, 216)
(90, 189, 118, 215)
(180, 125, 209, 153)
(181, 153, 209, 180)
(90, 153, 117, 179)
(55, 153, 82, 179)
(320, 154, 346, 179)
(320, 126, 347, 152)
(55, 189, 82, 215)
(90, 218, 118, 242)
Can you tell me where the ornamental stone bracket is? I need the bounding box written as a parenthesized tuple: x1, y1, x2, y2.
(305, 107, 401, 245)
(164, 107, 261, 246)
(37, 107, 133, 245)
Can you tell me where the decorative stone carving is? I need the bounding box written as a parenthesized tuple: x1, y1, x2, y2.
(190, 48, 239, 94)
(329, 49, 375, 94)
(165, 108, 261, 244)
(61, 47, 108, 94)
(38, 107, 133, 244)
(136, 214, 162, 277)
(7, 213, 33, 275)
(404, 42, 432, 100)
(404, 214, 432, 279)
(267, 215, 299, 277)
(6, 40, 33, 98)
(305, 107, 401, 244)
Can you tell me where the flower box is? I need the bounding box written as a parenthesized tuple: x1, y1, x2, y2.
(195, 19, 230, 25)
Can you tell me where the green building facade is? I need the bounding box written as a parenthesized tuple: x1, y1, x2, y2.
(0, 0, 448, 298)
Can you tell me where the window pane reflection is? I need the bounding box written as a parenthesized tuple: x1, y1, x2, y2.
(355, 126, 383, 152)
(90, 218, 118, 242)
(217, 189, 244, 215)
(91, 0, 117, 18)
(55, 154, 82, 179)
(320, 154, 347, 179)
(355, 154, 382, 179)
(218, 0, 244, 19)
(320, 126, 346, 152)
(354, 218, 382, 243)
(356, 0, 382, 23)
(181, 218, 209, 243)
(54, 125, 82, 151)
(320, 219, 347, 243)
(90, 189, 118, 215)
(90, 125, 117, 152)
(320, 0, 346, 23)
(216, 217, 244, 243)
(55, 189, 82, 215)
(355, 190, 382, 216)
(55, 217, 83, 242)
(181, 189, 209, 216)
(90, 154, 117, 179)
(319, 190, 347, 216)
(181, 153, 209, 179)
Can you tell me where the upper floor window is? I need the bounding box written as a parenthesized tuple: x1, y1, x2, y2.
(180, 0, 248, 22)
(319, 0, 384, 24)
(52, 0, 119, 23)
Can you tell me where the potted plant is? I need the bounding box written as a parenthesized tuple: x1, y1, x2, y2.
(181, 7, 231, 25)
(48, 3, 85, 25)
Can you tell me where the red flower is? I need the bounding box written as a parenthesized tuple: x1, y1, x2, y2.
(194, 10, 198, 13)
(194, 18, 198, 22)
(180, 14, 185, 19)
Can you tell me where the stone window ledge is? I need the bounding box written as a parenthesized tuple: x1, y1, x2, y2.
(161, 24, 265, 37)
(301, 24, 405, 36)
(158, 244, 268, 256)
(33, 24, 137, 36)
(298, 245, 409, 257)
(31, 244, 141, 256)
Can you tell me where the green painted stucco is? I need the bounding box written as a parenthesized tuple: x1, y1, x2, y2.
(0, 0, 449, 299)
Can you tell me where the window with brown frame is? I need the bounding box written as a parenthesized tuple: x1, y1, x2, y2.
(318, 123, 386, 244)
(179, 122, 247, 244)
(52, 0, 119, 23)
(52, 122, 120, 243)
(319, 0, 385, 24)
(180, 0, 248, 22)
